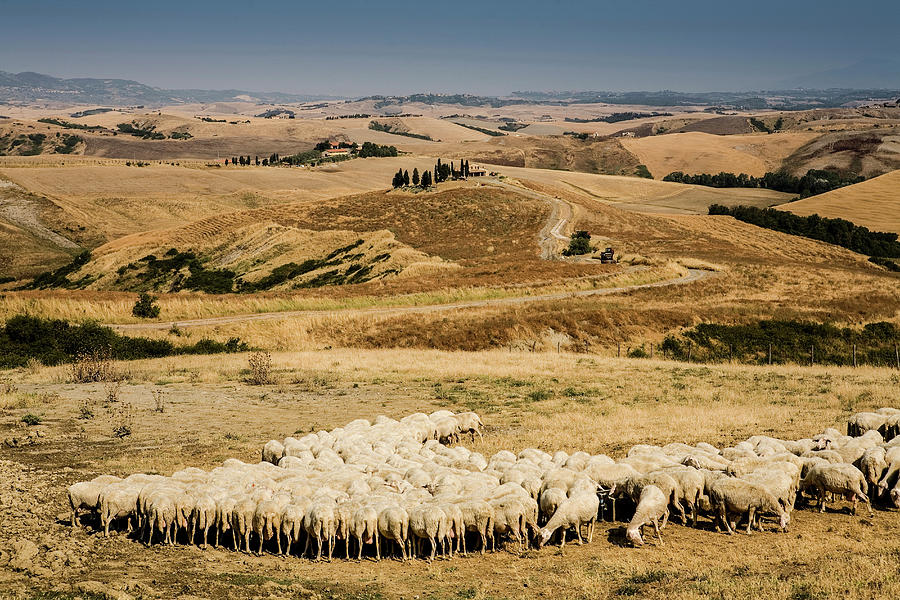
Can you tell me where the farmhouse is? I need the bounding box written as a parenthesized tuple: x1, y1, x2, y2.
(468, 164, 487, 177)
(324, 147, 351, 157)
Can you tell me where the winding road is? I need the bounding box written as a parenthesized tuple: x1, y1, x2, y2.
(109, 268, 708, 331)
(108, 181, 712, 331)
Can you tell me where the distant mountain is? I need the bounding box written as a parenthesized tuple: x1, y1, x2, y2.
(775, 59, 900, 90)
(0, 70, 342, 106)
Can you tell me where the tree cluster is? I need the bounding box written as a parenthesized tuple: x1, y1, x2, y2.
(708, 204, 900, 258)
(664, 169, 864, 199)
(391, 158, 471, 189)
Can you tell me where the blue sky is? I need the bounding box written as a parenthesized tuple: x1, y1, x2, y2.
(2, 0, 898, 95)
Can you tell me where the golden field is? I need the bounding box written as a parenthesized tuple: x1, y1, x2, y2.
(781, 170, 900, 235)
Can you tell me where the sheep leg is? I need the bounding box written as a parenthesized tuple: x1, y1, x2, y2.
(718, 505, 733, 535)
(819, 489, 827, 513)
(430, 537, 436, 562)
(745, 508, 755, 535)
(653, 518, 663, 546)
(375, 534, 381, 561)
(661, 507, 669, 530)
(277, 530, 282, 555)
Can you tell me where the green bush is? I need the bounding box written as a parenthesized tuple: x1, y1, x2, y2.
(0, 315, 247, 368)
(661, 320, 900, 366)
(562, 231, 592, 256)
(21, 413, 43, 426)
(131, 292, 161, 318)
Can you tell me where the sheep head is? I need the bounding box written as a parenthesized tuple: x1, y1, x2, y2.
(625, 526, 643, 547)
(891, 488, 900, 509)
(536, 527, 553, 548)
(778, 510, 790, 532)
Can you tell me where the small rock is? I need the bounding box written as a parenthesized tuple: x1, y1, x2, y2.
(8, 539, 38, 571)
(74, 581, 136, 600)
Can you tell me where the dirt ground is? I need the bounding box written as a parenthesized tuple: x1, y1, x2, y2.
(2, 350, 899, 600)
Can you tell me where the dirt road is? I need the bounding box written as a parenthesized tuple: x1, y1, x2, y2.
(109, 268, 710, 331)
(492, 180, 575, 260)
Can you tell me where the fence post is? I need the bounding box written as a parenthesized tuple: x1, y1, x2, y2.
(810, 345, 814, 366)
(768, 343, 772, 365)
(853, 344, 857, 368)
(895, 344, 899, 370)
(617, 342, 621, 358)
(650, 343, 653, 359)
(688, 342, 693, 362)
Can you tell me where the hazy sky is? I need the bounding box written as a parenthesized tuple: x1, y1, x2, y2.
(2, 0, 898, 95)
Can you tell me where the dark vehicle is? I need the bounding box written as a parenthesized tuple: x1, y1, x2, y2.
(599, 247, 616, 264)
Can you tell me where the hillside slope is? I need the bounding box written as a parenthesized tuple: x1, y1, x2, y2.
(778, 170, 900, 235)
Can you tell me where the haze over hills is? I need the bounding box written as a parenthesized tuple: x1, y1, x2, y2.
(2, 70, 899, 109)
(0, 70, 340, 106)
(775, 58, 900, 91)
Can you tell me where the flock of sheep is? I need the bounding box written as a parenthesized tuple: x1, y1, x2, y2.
(67, 407, 900, 561)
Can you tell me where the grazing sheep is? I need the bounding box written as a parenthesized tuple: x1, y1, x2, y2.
(349, 506, 379, 560)
(99, 483, 141, 537)
(800, 463, 872, 516)
(877, 447, 900, 497)
(536, 492, 600, 548)
(377, 506, 410, 561)
(855, 447, 887, 498)
(539, 487, 567, 526)
(848, 412, 887, 437)
(67, 475, 121, 527)
(659, 466, 704, 526)
(625, 485, 668, 547)
(409, 504, 448, 560)
(262, 440, 286, 465)
(709, 478, 789, 534)
(454, 412, 484, 441)
(457, 499, 493, 555)
(304, 501, 337, 560)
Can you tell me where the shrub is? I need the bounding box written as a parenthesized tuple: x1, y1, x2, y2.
(131, 292, 161, 318)
(562, 231, 592, 256)
(247, 351, 273, 385)
(0, 315, 247, 368)
(21, 413, 42, 426)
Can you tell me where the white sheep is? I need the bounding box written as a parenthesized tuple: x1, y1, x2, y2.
(536, 492, 599, 548)
(67, 475, 121, 527)
(709, 478, 789, 534)
(377, 505, 410, 561)
(801, 463, 873, 516)
(625, 485, 667, 547)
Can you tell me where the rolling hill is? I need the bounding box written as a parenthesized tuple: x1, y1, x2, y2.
(778, 170, 900, 235)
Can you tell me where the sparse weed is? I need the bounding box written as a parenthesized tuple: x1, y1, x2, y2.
(246, 351, 273, 385)
(77, 397, 95, 420)
(110, 401, 135, 438)
(152, 388, 166, 413)
(70, 349, 119, 383)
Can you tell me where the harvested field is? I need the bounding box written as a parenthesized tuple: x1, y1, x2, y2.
(779, 170, 900, 235)
(620, 131, 817, 178)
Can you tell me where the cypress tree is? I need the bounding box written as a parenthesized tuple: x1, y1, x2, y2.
(403, 170, 410, 186)
(412, 168, 419, 186)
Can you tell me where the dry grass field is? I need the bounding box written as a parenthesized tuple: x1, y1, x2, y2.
(619, 131, 818, 178)
(1, 350, 900, 599)
(780, 170, 900, 234)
